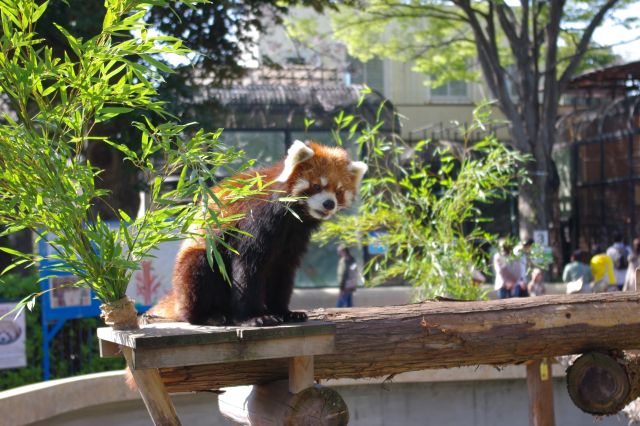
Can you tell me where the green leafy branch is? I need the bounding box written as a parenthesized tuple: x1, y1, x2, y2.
(315, 99, 530, 300)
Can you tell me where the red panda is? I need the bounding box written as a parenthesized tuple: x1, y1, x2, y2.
(145, 140, 368, 327)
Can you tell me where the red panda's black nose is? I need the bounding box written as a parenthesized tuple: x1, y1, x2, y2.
(323, 199, 336, 210)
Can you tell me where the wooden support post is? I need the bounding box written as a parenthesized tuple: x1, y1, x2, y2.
(289, 356, 314, 394)
(218, 380, 349, 425)
(121, 347, 181, 426)
(526, 358, 555, 426)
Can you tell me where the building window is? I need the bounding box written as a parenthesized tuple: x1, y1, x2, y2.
(430, 79, 468, 100)
(348, 58, 384, 94)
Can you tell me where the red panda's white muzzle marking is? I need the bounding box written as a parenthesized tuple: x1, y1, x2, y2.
(307, 190, 338, 220)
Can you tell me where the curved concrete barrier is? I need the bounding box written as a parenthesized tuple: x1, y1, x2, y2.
(0, 360, 628, 426)
(0, 371, 139, 425)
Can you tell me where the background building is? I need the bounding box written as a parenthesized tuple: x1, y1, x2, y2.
(558, 60, 640, 253)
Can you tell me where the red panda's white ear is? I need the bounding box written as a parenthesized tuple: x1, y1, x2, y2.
(277, 140, 315, 182)
(349, 161, 368, 186)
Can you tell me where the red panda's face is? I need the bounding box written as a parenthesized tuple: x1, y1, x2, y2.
(277, 140, 368, 220)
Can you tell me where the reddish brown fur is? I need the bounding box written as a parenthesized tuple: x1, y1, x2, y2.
(144, 142, 364, 326)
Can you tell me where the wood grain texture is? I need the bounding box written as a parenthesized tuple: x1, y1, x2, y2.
(131, 334, 334, 369)
(566, 351, 640, 415)
(158, 293, 640, 392)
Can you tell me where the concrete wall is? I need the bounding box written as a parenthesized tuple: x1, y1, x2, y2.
(5, 367, 630, 426)
(28, 391, 231, 426)
(340, 379, 629, 426)
(290, 285, 415, 310)
(289, 283, 570, 310)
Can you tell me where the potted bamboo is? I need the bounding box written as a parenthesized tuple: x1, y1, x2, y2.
(0, 0, 254, 329)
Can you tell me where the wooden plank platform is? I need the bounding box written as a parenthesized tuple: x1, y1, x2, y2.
(98, 321, 336, 349)
(99, 321, 337, 425)
(98, 321, 336, 370)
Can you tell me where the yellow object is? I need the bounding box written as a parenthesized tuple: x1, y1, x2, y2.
(590, 254, 616, 284)
(540, 358, 549, 381)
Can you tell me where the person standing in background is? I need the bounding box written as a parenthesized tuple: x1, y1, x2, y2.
(516, 238, 535, 294)
(493, 238, 526, 298)
(624, 238, 640, 292)
(590, 248, 617, 292)
(607, 233, 629, 290)
(562, 249, 593, 284)
(336, 244, 358, 308)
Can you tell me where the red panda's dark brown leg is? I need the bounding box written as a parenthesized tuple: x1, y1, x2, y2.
(172, 244, 231, 325)
(228, 256, 284, 326)
(265, 258, 307, 323)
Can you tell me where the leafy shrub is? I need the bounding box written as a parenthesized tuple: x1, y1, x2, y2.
(316, 101, 529, 300)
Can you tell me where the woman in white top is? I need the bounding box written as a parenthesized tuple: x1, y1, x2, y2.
(624, 238, 640, 291)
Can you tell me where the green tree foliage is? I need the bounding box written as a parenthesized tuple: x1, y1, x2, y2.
(323, 0, 633, 88)
(298, 0, 637, 242)
(0, 0, 263, 312)
(147, 0, 339, 87)
(315, 101, 529, 300)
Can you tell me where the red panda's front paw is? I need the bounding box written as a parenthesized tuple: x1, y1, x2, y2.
(202, 315, 230, 326)
(283, 310, 308, 323)
(240, 315, 284, 327)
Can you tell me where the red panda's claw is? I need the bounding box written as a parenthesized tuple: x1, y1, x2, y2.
(283, 311, 308, 323)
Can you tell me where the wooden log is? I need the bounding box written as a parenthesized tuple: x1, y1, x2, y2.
(158, 293, 640, 392)
(526, 358, 555, 426)
(218, 381, 348, 426)
(567, 351, 640, 415)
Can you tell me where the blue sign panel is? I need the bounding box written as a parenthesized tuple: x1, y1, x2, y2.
(367, 230, 387, 255)
(37, 235, 102, 322)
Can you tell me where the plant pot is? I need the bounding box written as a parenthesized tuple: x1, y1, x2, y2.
(100, 297, 139, 330)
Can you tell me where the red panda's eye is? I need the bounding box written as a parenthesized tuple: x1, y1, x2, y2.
(312, 184, 322, 192)
(336, 190, 343, 198)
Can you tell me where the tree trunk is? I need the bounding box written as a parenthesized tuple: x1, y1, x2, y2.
(518, 159, 549, 239)
(86, 139, 140, 220)
(158, 293, 640, 392)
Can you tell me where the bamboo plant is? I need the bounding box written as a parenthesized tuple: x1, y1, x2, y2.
(0, 0, 258, 327)
(315, 100, 530, 300)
